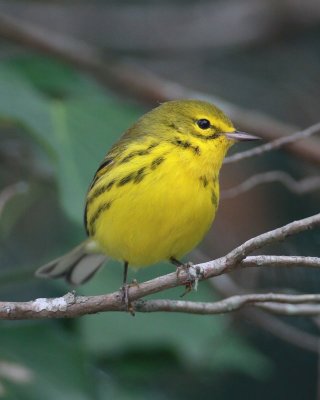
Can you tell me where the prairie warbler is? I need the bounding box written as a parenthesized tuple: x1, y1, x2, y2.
(36, 100, 259, 291)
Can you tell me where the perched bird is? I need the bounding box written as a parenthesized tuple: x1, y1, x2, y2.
(36, 99, 259, 294)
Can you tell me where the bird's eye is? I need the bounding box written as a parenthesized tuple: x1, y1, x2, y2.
(196, 119, 211, 130)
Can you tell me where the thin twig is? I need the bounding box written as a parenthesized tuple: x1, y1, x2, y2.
(221, 171, 320, 199)
(136, 295, 320, 316)
(241, 256, 320, 269)
(224, 122, 320, 164)
(256, 303, 320, 316)
(222, 212, 320, 269)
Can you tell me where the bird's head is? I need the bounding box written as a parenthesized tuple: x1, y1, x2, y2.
(146, 99, 259, 146)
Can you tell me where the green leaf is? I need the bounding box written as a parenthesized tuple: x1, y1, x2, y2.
(0, 62, 143, 222)
(49, 95, 142, 221)
(0, 323, 96, 400)
(0, 65, 55, 153)
(6, 56, 103, 98)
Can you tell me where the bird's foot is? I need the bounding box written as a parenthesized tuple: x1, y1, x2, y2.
(174, 261, 204, 297)
(121, 284, 135, 316)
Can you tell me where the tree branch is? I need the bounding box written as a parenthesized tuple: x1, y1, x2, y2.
(241, 256, 320, 269)
(3, 1, 320, 52)
(2, 290, 320, 320)
(136, 294, 320, 316)
(0, 212, 319, 320)
(256, 302, 320, 316)
(222, 212, 320, 268)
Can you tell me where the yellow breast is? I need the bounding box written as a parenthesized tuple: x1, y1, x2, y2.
(86, 138, 221, 267)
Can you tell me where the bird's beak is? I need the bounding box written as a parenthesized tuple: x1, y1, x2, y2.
(225, 131, 261, 141)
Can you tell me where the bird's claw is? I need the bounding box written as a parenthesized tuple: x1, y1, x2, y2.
(121, 278, 140, 316)
(176, 262, 204, 297)
(121, 284, 135, 316)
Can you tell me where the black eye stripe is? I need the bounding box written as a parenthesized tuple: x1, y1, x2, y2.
(197, 119, 211, 129)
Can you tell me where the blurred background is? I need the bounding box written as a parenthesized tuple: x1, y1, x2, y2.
(0, 0, 320, 399)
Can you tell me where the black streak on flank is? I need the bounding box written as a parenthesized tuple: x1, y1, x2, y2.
(211, 190, 218, 208)
(120, 142, 159, 164)
(151, 156, 165, 170)
(121, 150, 148, 164)
(199, 175, 209, 188)
(118, 172, 136, 186)
(134, 167, 147, 183)
(147, 142, 159, 150)
(88, 179, 116, 205)
(172, 138, 201, 155)
(89, 201, 112, 235)
(106, 179, 116, 191)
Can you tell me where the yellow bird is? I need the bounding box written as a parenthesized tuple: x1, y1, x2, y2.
(36, 99, 258, 293)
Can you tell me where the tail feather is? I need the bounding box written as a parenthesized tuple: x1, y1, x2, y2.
(65, 253, 106, 285)
(35, 241, 107, 285)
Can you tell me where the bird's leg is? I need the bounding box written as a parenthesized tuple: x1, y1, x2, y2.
(170, 257, 199, 296)
(122, 261, 129, 305)
(121, 261, 135, 315)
